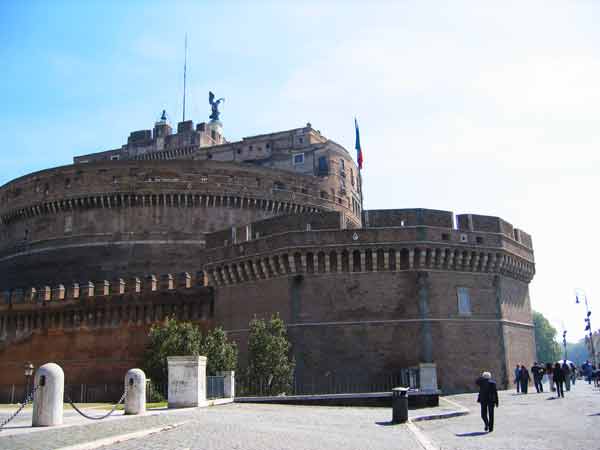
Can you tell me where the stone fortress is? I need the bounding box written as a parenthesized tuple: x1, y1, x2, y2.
(0, 101, 536, 394)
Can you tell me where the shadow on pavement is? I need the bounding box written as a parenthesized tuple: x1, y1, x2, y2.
(375, 421, 398, 426)
(455, 431, 488, 437)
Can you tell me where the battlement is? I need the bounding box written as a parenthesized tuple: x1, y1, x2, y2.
(207, 208, 533, 251)
(1, 271, 206, 308)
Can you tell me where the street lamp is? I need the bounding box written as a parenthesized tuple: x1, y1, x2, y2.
(24, 362, 34, 396)
(562, 330, 568, 361)
(575, 289, 597, 367)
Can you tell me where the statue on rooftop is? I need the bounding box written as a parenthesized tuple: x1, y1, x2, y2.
(208, 91, 225, 121)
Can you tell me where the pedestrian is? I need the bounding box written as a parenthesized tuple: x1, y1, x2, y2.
(583, 361, 592, 384)
(514, 364, 522, 393)
(570, 363, 577, 386)
(519, 365, 530, 394)
(553, 362, 565, 398)
(476, 371, 499, 433)
(561, 362, 571, 392)
(531, 362, 543, 393)
(546, 362, 555, 391)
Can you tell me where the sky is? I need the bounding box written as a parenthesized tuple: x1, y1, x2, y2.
(1, 0, 599, 342)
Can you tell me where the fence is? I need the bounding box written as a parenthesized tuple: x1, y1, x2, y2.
(236, 369, 420, 397)
(0, 376, 229, 404)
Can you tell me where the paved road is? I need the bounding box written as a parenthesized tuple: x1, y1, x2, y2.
(0, 381, 598, 450)
(415, 381, 600, 450)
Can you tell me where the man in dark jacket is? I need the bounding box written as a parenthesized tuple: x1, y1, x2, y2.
(531, 362, 543, 393)
(476, 371, 499, 432)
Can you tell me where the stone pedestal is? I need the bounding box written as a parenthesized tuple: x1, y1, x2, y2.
(167, 356, 207, 408)
(218, 371, 235, 398)
(124, 368, 146, 415)
(418, 362, 439, 393)
(32, 363, 64, 427)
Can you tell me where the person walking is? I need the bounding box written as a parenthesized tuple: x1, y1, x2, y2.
(476, 371, 499, 432)
(583, 361, 592, 384)
(546, 362, 555, 391)
(531, 362, 543, 393)
(519, 365, 530, 394)
(562, 362, 571, 392)
(514, 364, 522, 393)
(553, 362, 565, 398)
(570, 363, 577, 386)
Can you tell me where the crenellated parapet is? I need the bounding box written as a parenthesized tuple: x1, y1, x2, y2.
(202, 210, 535, 287)
(0, 272, 213, 343)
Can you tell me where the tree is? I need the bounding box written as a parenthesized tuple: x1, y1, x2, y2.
(532, 311, 561, 363)
(199, 326, 238, 376)
(247, 314, 295, 395)
(143, 318, 238, 383)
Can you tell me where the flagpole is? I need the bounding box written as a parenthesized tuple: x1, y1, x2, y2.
(355, 117, 365, 227)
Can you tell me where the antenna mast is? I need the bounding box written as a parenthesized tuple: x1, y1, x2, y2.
(182, 34, 188, 122)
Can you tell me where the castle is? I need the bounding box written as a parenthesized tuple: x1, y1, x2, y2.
(0, 107, 536, 394)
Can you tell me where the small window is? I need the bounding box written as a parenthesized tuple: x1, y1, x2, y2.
(64, 215, 73, 233)
(110, 155, 120, 161)
(266, 143, 270, 149)
(460, 233, 468, 242)
(249, 145, 253, 151)
(457, 287, 471, 315)
(442, 233, 450, 241)
(298, 137, 303, 144)
(207, 153, 213, 159)
(237, 148, 242, 154)
(476, 236, 484, 244)
(293, 153, 305, 165)
(340, 159, 345, 170)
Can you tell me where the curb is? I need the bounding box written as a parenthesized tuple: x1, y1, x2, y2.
(410, 409, 469, 422)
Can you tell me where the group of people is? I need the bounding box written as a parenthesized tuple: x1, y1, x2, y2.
(475, 360, 596, 433)
(514, 362, 577, 397)
(581, 361, 600, 387)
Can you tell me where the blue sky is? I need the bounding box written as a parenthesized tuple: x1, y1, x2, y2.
(2, 1, 600, 342)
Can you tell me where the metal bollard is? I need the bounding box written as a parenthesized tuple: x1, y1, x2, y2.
(32, 363, 64, 427)
(124, 368, 146, 415)
(391, 387, 409, 424)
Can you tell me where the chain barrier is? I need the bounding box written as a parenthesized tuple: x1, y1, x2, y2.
(66, 385, 128, 421)
(0, 386, 39, 431)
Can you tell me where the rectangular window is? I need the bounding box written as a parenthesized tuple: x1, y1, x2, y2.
(457, 287, 471, 315)
(293, 153, 305, 165)
(318, 156, 329, 175)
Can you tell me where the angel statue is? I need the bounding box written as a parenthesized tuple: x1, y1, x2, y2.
(208, 91, 225, 121)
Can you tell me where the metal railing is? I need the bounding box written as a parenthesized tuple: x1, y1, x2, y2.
(236, 369, 420, 397)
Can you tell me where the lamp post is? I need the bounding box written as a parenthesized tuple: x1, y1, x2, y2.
(24, 362, 34, 397)
(562, 330, 568, 361)
(576, 289, 597, 367)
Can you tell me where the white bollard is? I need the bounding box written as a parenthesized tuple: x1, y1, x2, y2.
(124, 368, 146, 415)
(32, 362, 64, 427)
